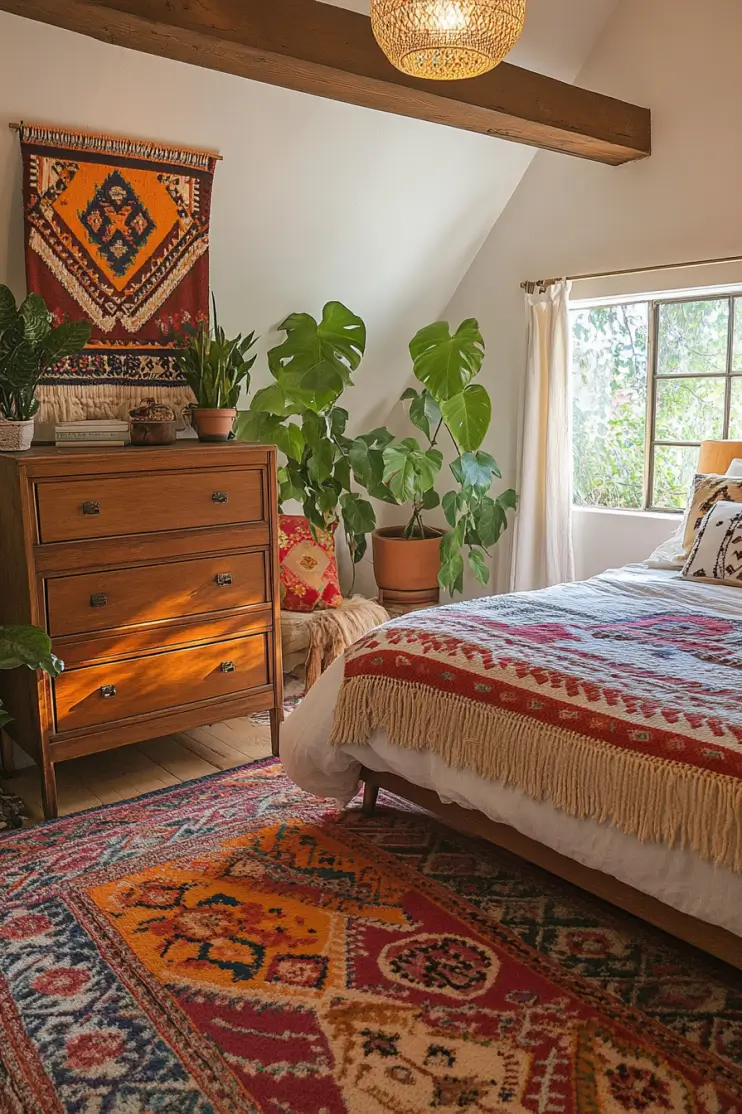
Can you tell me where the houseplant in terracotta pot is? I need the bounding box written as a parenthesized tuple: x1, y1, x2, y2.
(0, 285, 91, 452)
(177, 297, 258, 441)
(367, 318, 517, 598)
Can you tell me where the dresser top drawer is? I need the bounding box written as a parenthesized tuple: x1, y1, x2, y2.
(36, 468, 265, 544)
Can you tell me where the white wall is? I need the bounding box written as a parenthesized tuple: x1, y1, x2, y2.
(0, 10, 542, 429)
(443, 0, 742, 590)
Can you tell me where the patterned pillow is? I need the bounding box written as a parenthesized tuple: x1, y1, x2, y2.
(682, 500, 742, 587)
(677, 473, 742, 561)
(279, 515, 342, 612)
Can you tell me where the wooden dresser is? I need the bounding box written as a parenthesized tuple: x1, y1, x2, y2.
(0, 443, 282, 818)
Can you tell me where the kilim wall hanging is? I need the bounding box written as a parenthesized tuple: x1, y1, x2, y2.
(19, 123, 218, 424)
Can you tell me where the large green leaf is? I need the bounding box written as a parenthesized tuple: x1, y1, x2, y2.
(0, 625, 63, 676)
(0, 703, 11, 729)
(329, 407, 349, 439)
(441, 384, 492, 452)
(497, 488, 517, 511)
(0, 285, 17, 330)
(409, 390, 442, 441)
(302, 410, 328, 451)
(307, 439, 335, 484)
(340, 491, 377, 536)
(250, 384, 291, 416)
(19, 293, 51, 345)
(410, 319, 485, 402)
(274, 422, 305, 462)
(234, 409, 282, 445)
(269, 302, 366, 412)
(382, 441, 419, 503)
(41, 320, 92, 366)
(468, 548, 490, 585)
(382, 440, 441, 504)
(438, 553, 464, 596)
(442, 491, 460, 528)
(456, 451, 500, 495)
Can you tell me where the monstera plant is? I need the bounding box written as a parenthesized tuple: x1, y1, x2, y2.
(235, 302, 383, 583)
(369, 318, 517, 597)
(0, 285, 91, 451)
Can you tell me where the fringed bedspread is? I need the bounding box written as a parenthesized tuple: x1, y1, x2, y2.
(330, 580, 742, 871)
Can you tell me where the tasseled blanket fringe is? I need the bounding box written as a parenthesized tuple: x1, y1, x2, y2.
(329, 675, 742, 874)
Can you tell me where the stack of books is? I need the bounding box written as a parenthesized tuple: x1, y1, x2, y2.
(55, 420, 130, 447)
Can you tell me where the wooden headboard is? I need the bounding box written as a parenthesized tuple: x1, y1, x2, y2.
(697, 440, 742, 475)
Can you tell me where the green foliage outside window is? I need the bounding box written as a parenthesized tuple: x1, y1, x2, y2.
(572, 294, 742, 512)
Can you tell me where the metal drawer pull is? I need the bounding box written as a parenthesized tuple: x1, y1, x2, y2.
(212, 491, 228, 504)
(100, 685, 117, 699)
(82, 501, 100, 515)
(215, 573, 233, 586)
(220, 661, 236, 674)
(90, 593, 108, 608)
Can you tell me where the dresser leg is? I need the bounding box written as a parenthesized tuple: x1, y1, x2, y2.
(0, 729, 15, 777)
(269, 708, 281, 758)
(362, 780, 379, 818)
(41, 759, 58, 820)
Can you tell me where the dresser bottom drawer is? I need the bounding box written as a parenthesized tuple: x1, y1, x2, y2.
(53, 634, 269, 734)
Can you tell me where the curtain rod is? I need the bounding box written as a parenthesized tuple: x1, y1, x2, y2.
(7, 121, 223, 161)
(521, 252, 742, 290)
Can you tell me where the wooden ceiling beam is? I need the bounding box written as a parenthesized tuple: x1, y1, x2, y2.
(1, 0, 651, 165)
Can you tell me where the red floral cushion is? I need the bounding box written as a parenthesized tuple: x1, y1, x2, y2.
(278, 515, 343, 612)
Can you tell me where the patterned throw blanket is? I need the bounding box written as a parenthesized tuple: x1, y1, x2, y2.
(330, 579, 742, 872)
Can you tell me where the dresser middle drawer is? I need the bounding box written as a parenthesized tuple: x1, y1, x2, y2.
(46, 551, 269, 637)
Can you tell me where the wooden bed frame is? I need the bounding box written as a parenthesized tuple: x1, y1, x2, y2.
(359, 768, 742, 970)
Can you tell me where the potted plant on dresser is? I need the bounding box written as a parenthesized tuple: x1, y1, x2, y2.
(0, 285, 91, 452)
(370, 318, 517, 602)
(177, 296, 258, 442)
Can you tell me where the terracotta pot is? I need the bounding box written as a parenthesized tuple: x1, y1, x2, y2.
(0, 417, 34, 452)
(372, 526, 444, 593)
(193, 408, 236, 442)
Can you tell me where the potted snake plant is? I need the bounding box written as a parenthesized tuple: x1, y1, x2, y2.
(0, 285, 91, 452)
(177, 296, 258, 442)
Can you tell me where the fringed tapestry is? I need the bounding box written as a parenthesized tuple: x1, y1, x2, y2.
(19, 124, 217, 424)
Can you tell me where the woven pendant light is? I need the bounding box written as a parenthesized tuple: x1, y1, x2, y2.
(371, 0, 526, 80)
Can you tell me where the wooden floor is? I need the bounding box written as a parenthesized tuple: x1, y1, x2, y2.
(1, 715, 273, 825)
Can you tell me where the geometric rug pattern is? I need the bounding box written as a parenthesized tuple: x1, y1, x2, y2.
(0, 760, 740, 1112)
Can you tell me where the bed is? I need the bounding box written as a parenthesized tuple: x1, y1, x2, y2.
(280, 444, 742, 969)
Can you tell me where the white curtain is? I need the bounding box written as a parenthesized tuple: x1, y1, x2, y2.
(510, 279, 575, 592)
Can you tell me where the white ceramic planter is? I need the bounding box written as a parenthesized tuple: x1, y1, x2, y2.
(0, 418, 35, 452)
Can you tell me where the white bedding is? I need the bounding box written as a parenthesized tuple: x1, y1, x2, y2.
(280, 564, 742, 939)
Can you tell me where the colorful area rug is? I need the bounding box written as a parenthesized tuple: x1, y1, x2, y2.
(0, 761, 739, 1112)
(20, 123, 217, 423)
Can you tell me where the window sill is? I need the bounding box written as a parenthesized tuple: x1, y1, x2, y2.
(572, 506, 683, 522)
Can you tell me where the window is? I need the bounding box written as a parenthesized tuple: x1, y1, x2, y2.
(571, 293, 742, 511)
